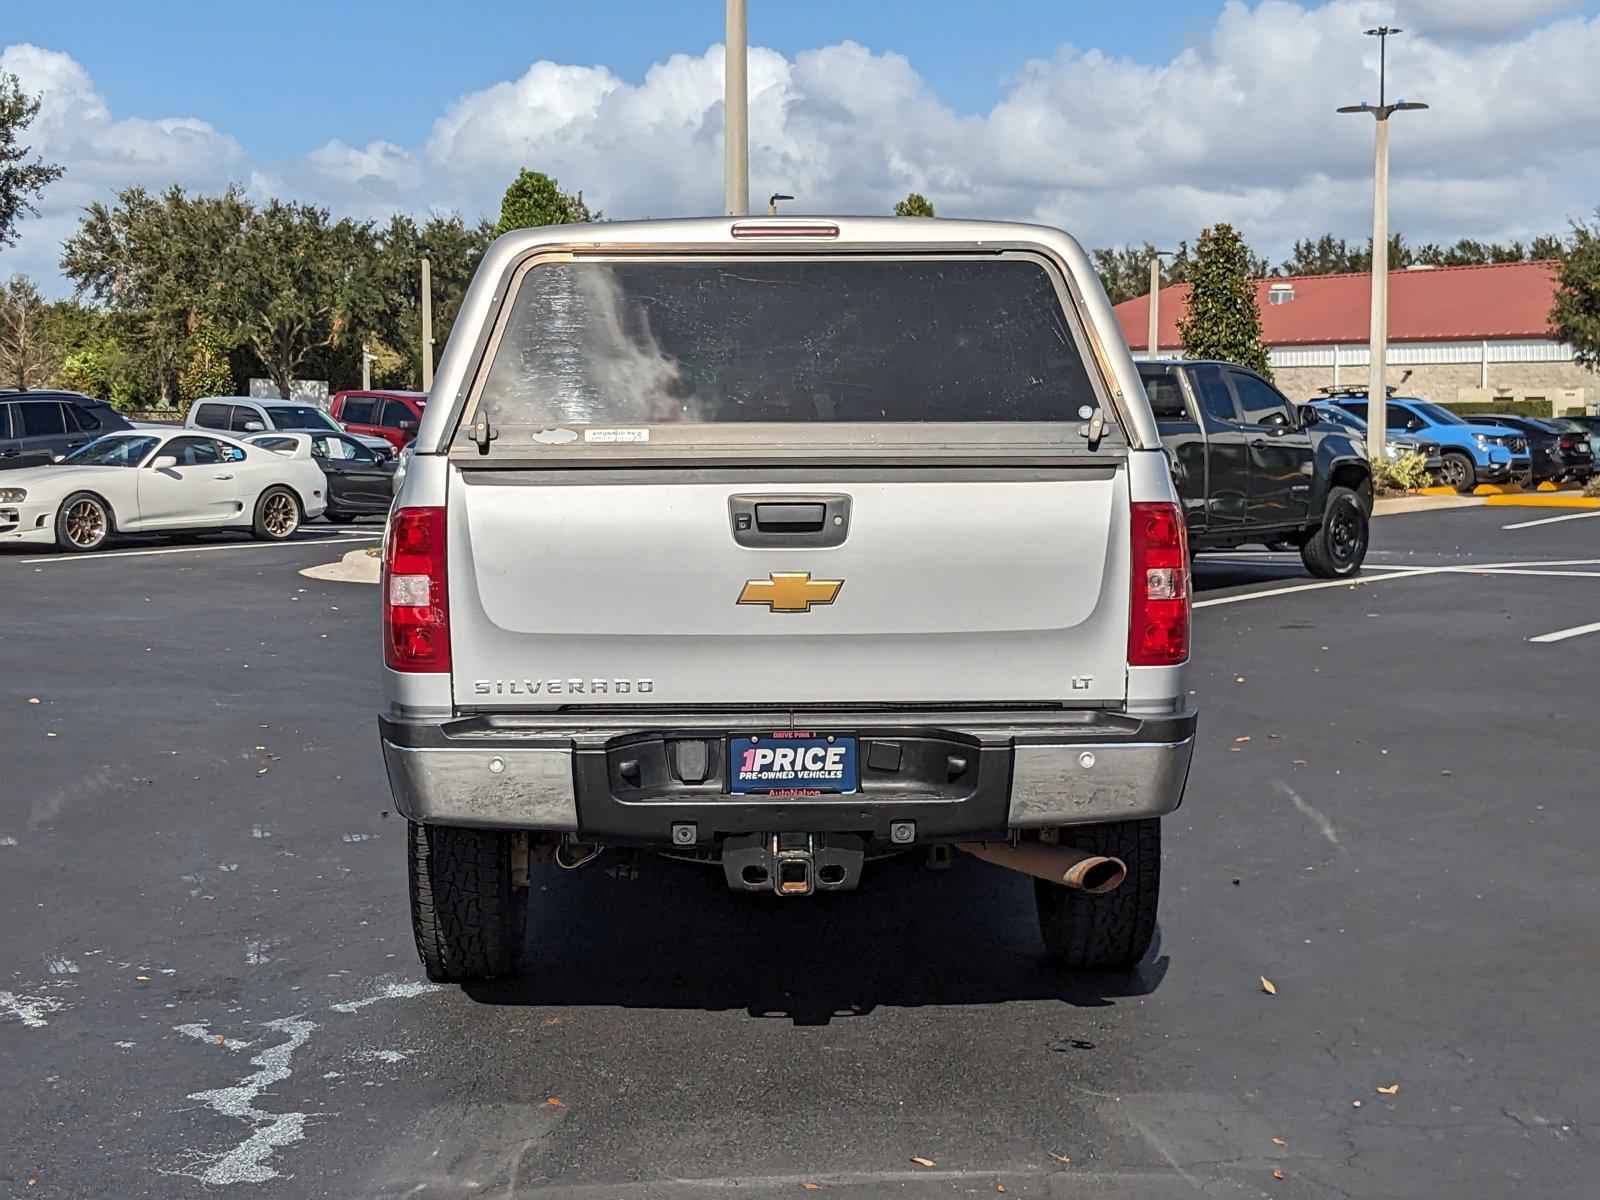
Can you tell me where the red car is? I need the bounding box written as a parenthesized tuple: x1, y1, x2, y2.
(328, 390, 427, 451)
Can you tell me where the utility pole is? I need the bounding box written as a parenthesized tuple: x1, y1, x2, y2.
(723, 0, 749, 215)
(419, 251, 435, 392)
(1146, 250, 1174, 360)
(361, 344, 376, 391)
(1338, 26, 1427, 465)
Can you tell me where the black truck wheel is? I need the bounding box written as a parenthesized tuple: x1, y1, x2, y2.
(1034, 818, 1159, 970)
(1300, 485, 1369, 579)
(408, 821, 527, 982)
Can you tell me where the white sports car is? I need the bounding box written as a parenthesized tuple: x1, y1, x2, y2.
(0, 429, 327, 552)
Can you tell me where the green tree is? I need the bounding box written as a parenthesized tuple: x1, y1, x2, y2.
(0, 72, 63, 249)
(1178, 223, 1271, 376)
(212, 199, 373, 398)
(893, 192, 935, 217)
(61, 185, 253, 402)
(1092, 241, 1191, 305)
(1279, 234, 1365, 276)
(357, 212, 493, 387)
(177, 317, 235, 409)
(1552, 211, 1600, 369)
(493, 169, 596, 236)
(0, 274, 59, 389)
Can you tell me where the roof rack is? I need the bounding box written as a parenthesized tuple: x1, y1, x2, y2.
(1315, 384, 1397, 398)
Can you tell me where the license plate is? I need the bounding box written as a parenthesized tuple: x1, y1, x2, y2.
(729, 734, 857, 795)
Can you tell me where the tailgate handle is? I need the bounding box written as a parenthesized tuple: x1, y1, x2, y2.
(755, 503, 825, 532)
(729, 494, 851, 548)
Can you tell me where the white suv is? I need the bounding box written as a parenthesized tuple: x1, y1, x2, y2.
(187, 396, 392, 457)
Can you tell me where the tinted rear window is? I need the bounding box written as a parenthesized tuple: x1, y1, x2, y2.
(475, 258, 1101, 427)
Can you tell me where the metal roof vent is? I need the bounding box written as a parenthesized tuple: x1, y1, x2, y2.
(1267, 282, 1295, 305)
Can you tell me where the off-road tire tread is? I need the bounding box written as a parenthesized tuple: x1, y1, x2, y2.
(1034, 818, 1159, 970)
(408, 821, 526, 982)
(1300, 485, 1368, 579)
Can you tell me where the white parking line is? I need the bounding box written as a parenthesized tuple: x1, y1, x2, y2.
(1502, 510, 1600, 530)
(18, 534, 380, 564)
(1195, 558, 1600, 609)
(1529, 620, 1600, 644)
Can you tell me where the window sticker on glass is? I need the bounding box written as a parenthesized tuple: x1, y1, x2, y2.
(584, 428, 650, 443)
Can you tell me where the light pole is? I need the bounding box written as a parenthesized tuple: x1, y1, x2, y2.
(1146, 250, 1175, 360)
(724, 0, 749, 215)
(361, 344, 376, 391)
(1338, 26, 1426, 465)
(419, 250, 435, 392)
(768, 193, 793, 216)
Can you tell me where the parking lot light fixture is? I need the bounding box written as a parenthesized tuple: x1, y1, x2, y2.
(1338, 25, 1428, 467)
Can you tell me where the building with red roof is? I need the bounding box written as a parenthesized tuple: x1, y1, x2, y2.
(1112, 260, 1593, 411)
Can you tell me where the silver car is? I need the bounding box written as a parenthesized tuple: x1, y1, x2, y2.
(377, 216, 1196, 982)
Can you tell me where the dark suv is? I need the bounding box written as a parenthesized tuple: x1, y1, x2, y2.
(0, 391, 133, 470)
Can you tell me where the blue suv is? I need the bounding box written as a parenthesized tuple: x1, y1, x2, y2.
(1330, 395, 1532, 492)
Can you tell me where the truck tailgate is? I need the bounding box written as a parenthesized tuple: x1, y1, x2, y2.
(447, 468, 1130, 708)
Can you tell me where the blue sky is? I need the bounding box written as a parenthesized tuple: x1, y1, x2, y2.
(6, 1, 1600, 293)
(6, 1, 1224, 159)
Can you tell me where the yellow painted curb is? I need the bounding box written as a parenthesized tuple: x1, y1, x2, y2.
(1481, 494, 1600, 509)
(1418, 485, 1460, 496)
(1472, 483, 1525, 496)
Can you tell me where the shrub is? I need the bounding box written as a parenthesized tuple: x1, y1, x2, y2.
(1585, 475, 1600, 498)
(1372, 450, 1433, 493)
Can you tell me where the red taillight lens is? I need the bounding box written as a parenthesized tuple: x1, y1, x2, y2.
(384, 506, 449, 673)
(1129, 501, 1190, 666)
(1561, 437, 1578, 452)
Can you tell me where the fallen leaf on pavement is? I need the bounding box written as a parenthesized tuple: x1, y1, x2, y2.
(1272, 1137, 1286, 1146)
(27, 697, 40, 704)
(910, 1157, 935, 1168)
(214, 1035, 225, 1045)
(546, 1097, 566, 1108)
(1235, 676, 1246, 683)
(1352, 1100, 1362, 1108)
(1377, 1084, 1399, 1095)
(1260, 976, 1277, 995)
(1234, 736, 1251, 743)
(802, 1183, 821, 1192)
(1273, 1168, 1285, 1180)
(1292, 759, 1307, 766)
(135, 975, 149, 982)
(1440, 769, 1453, 776)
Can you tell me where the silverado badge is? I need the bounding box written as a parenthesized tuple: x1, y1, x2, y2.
(737, 572, 843, 613)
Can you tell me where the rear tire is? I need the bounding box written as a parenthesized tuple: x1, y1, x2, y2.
(251, 487, 302, 541)
(324, 511, 358, 525)
(1440, 451, 1476, 494)
(54, 492, 113, 552)
(408, 821, 527, 983)
(1300, 485, 1368, 579)
(1034, 819, 1160, 971)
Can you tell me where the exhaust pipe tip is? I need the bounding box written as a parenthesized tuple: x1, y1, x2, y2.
(1063, 855, 1126, 895)
(957, 840, 1128, 894)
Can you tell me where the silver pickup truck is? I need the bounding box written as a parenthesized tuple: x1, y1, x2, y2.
(380, 216, 1196, 982)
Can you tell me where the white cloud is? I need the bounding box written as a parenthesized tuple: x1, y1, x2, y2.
(0, 43, 242, 286)
(6, 1, 1600, 296)
(1398, 1, 1590, 40)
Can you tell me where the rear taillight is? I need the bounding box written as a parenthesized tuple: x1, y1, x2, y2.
(1561, 437, 1578, 452)
(1129, 501, 1190, 667)
(384, 506, 449, 673)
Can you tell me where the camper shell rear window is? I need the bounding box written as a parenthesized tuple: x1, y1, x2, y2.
(451, 253, 1124, 461)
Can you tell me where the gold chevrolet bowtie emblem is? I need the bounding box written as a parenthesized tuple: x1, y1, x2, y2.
(737, 572, 843, 613)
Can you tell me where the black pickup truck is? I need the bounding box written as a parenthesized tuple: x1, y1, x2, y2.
(1137, 360, 1372, 578)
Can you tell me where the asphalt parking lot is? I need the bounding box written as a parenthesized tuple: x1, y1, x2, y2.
(1, 507, 1596, 1198)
